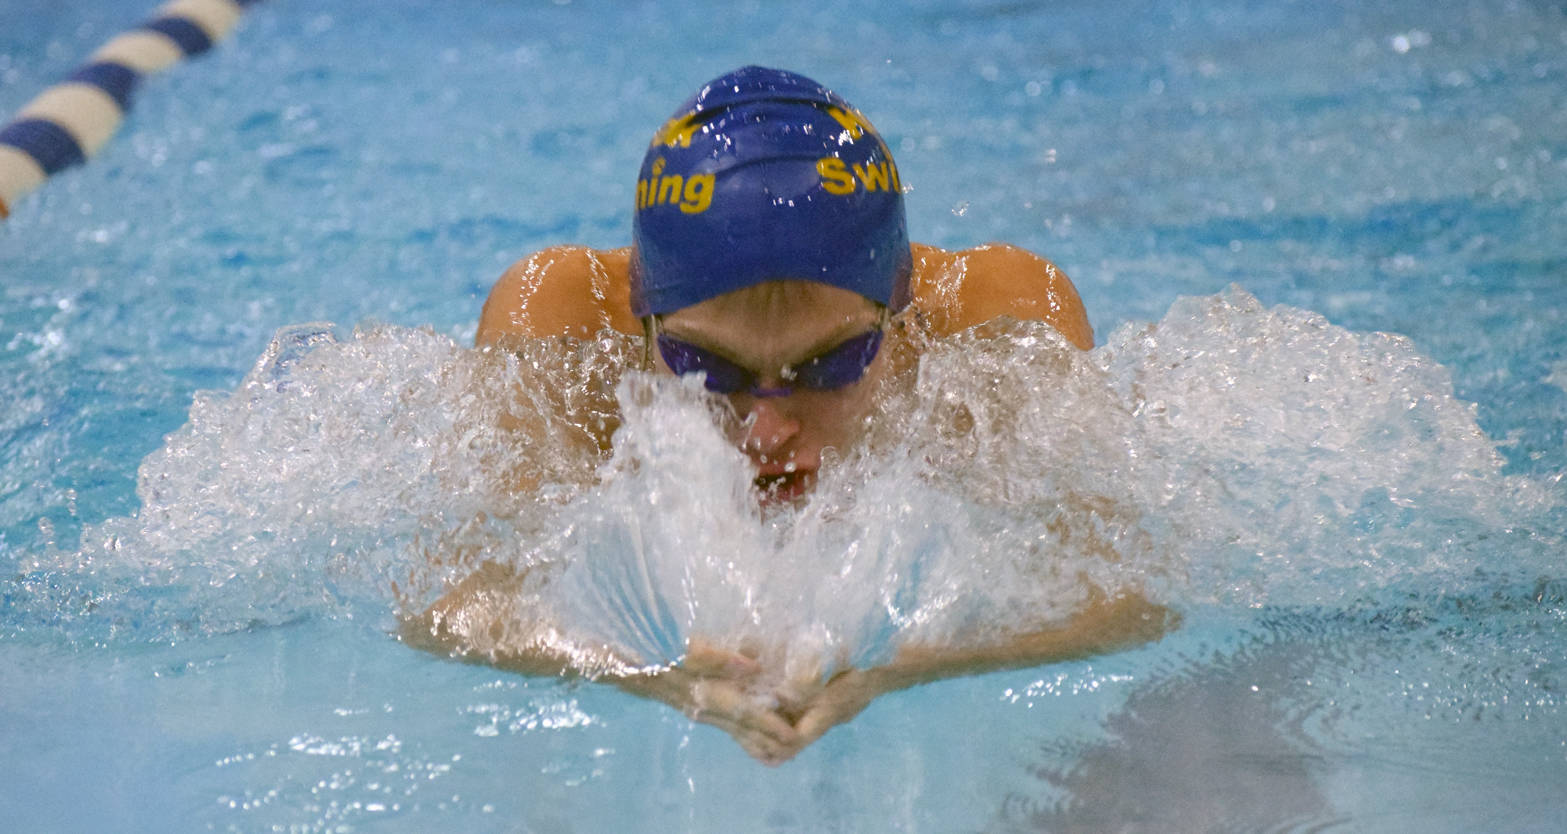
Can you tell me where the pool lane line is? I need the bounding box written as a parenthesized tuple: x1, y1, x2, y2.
(0, 0, 264, 221)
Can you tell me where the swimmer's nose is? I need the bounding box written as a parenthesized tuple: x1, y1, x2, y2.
(740, 398, 800, 458)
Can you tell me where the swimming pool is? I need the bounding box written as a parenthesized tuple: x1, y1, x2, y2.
(2, 0, 1564, 830)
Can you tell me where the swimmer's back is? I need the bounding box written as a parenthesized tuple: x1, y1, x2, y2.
(477, 243, 1093, 350)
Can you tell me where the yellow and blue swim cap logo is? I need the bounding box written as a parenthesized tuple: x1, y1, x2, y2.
(630, 66, 912, 318)
(636, 102, 900, 216)
(636, 156, 715, 215)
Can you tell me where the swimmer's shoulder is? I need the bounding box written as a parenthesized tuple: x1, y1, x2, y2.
(908, 242, 1093, 349)
(477, 245, 641, 348)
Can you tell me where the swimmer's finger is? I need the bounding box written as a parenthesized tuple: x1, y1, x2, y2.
(774, 676, 823, 723)
(704, 682, 800, 736)
(713, 714, 794, 766)
(740, 719, 800, 766)
(686, 680, 801, 765)
(691, 680, 795, 739)
(775, 650, 837, 720)
(790, 669, 878, 749)
(631, 666, 798, 762)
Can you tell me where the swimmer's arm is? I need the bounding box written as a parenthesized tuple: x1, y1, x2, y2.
(910, 242, 1094, 349)
(400, 563, 808, 765)
(397, 561, 579, 677)
(477, 245, 641, 347)
(877, 589, 1171, 687)
(784, 590, 1175, 747)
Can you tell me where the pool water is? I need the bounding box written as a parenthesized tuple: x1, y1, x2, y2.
(3, 0, 1565, 831)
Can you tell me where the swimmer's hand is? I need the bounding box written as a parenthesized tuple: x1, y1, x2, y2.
(404, 572, 804, 764)
(611, 638, 808, 767)
(768, 590, 1177, 761)
(401, 563, 804, 764)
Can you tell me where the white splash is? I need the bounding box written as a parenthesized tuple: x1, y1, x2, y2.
(7, 289, 1559, 677)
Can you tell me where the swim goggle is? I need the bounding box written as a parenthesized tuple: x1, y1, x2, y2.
(651, 311, 887, 398)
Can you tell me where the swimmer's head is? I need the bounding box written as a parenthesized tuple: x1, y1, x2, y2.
(629, 66, 912, 318)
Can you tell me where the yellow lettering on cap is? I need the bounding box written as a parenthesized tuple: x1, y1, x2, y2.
(853, 161, 891, 192)
(636, 157, 714, 214)
(657, 174, 684, 205)
(652, 114, 701, 148)
(680, 173, 714, 213)
(825, 105, 872, 140)
(817, 157, 856, 195)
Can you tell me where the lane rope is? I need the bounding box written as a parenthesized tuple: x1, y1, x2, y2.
(0, 0, 263, 221)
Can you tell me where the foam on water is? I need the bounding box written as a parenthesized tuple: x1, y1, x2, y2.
(1095, 288, 1560, 605)
(4, 289, 1560, 689)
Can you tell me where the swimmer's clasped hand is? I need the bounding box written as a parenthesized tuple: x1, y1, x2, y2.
(613, 638, 806, 766)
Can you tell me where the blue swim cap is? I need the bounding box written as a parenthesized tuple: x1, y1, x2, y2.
(630, 66, 912, 317)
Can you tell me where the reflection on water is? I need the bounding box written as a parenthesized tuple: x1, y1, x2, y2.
(1018, 639, 1337, 832)
(1001, 581, 1566, 831)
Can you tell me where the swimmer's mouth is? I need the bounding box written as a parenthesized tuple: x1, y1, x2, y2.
(754, 469, 815, 503)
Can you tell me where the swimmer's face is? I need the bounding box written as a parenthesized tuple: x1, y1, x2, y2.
(652, 280, 890, 503)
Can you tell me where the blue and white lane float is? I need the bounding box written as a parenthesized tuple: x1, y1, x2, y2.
(0, 0, 262, 221)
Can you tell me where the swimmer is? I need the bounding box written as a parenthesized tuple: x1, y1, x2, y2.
(404, 66, 1171, 764)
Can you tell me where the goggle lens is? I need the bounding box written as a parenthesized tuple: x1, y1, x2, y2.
(655, 329, 883, 396)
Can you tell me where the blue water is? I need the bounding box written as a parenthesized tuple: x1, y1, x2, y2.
(2, 0, 1565, 831)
